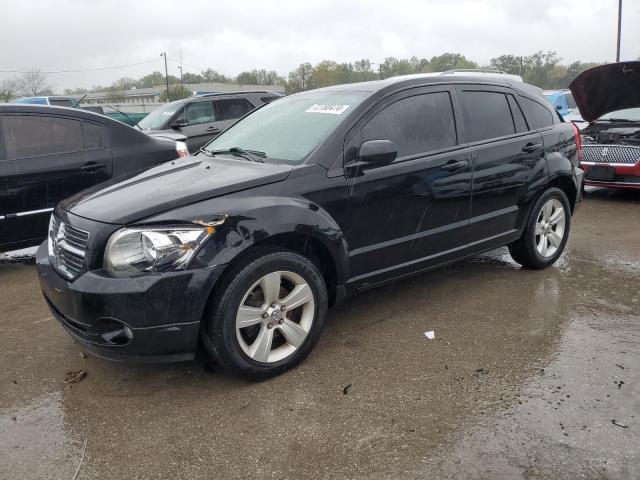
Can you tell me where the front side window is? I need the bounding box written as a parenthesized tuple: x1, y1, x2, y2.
(461, 91, 516, 142)
(214, 98, 254, 121)
(185, 101, 216, 125)
(520, 97, 554, 130)
(3, 115, 82, 160)
(204, 91, 368, 163)
(359, 92, 457, 158)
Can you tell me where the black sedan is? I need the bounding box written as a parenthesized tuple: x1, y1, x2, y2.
(0, 104, 188, 251)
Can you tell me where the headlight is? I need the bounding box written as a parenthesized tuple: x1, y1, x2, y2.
(104, 220, 224, 276)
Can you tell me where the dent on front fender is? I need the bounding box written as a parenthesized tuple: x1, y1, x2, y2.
(177, 197, 351, 284)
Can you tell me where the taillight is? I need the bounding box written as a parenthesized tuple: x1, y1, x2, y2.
(570, 122, 582, 163)
(175, 141, 189, 158)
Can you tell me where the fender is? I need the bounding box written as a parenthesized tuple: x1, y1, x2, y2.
(147, 195, 352, 286)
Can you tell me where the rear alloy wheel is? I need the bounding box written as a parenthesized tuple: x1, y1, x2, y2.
(534, 198, 567, 258)
(204, 249, 327, 379)
(508, 187, 571, 269)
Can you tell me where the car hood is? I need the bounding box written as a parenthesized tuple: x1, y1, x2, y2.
(61, 156, 293, 224)
(569, 61, 640, 122)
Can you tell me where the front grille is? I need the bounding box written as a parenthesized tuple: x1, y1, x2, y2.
(581, 144, 640, 165)
(49, 216, 90, 280)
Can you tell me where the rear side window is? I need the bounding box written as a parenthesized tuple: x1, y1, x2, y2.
(507, 95, 529, 133)
(360, 92, 457, 158)
(3, 115, 82, 160)
(185, 101, 215, 125)
(83, 122, 104, 149)
(566, 93, 577, 109)
(520, 97, 554, 130)
(215, 98, 254, 120)
(460, 91, 515, 142)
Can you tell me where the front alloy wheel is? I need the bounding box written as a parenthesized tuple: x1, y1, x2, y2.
(204, 248, 328, 379)
(236, 271, 315, 364)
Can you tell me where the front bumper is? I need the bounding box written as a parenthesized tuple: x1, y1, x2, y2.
(582, 162, 640, 190)
(36, 242, 225, 362)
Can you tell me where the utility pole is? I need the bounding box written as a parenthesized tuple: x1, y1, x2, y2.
(160, 51, 170, 101)
(178, 50, 184, 96)
(616, 0, 622, 62)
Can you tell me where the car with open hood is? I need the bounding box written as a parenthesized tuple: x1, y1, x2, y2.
(36, 72, 583, 378)
(569, 61, 640, 189)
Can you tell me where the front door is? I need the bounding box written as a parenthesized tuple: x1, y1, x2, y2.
(343, 86, 472, 287)
(0, 114, 112, 249)
(180, 100, 221, 152)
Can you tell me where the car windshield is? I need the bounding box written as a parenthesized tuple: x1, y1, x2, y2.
(138, 102, 184, 130)
(203, 91, 368, 163)
(598, 108, 640, 122)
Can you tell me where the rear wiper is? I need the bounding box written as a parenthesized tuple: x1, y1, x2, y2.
(207, 147, 266, 163)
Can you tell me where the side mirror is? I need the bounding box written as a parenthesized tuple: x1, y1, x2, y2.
(358, 140, 397, 165)
(555, 105, 563, 111)
(169, 120, 189, 130)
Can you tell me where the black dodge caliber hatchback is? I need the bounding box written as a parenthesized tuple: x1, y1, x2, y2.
(37, 72, 584, 378)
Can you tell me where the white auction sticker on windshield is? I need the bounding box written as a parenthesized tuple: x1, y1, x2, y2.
(305, 104, 350, 115)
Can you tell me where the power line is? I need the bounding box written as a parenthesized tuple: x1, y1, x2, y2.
(0, 58, 160, 75)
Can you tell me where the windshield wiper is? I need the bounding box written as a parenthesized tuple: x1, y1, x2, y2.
(598, 118, 633, 123)
(206, 147, 266, 163)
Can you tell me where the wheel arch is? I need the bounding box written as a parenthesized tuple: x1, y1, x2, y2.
(192, 197, 351, 308)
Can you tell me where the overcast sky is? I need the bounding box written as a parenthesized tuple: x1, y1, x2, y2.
(1, 0, 638, 92)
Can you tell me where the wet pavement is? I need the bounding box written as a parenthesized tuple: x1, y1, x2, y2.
(1, 188, 639, 479)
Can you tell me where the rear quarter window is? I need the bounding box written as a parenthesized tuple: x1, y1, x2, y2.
(520, 96, 554, 130)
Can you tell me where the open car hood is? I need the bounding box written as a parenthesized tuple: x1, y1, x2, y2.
(569, 61, 640, 122)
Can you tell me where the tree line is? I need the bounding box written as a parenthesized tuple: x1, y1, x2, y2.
(0, 51, 613, 103)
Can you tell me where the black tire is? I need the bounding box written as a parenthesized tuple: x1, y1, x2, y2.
(202, 247, 328, 380)
(508, 187, 571, 269)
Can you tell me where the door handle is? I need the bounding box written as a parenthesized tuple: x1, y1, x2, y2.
(206, 126, 221, 132)
(522, 143, 543, 153)
(80, 162, 106, 173)
(441, 159, 468, 172)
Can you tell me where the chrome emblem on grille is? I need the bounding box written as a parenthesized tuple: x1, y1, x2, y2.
(602, 147, 609, 157)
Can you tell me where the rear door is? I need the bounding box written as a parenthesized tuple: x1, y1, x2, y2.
(0, 114, 112, 248)
(456, 86, 546, 247)
(213, 97, 256, 131)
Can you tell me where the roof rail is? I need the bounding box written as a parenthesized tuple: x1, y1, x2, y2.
(196, 90, 280, 97)
(440, 68, 510, 75)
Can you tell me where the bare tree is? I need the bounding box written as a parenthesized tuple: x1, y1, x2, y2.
(16, 69, 52, 96)
(0, 78, 17, 102)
